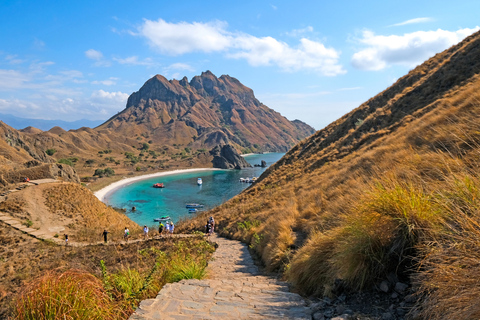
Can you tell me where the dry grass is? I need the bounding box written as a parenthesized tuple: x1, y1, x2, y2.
(14, 269, 122, 320)
(177, 31, 480, 320)
(0, 226, 213, 319)
(42, 183, 141, 240)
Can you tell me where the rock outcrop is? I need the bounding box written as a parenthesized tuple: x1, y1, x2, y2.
(210, 144, 252, 169)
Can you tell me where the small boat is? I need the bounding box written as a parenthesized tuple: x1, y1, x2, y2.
(188, 208, 198, 214)
(239, 178, 245, 182)
(154, 216, 171, 222)
(186, 203, 204, 208)
(153, 183, 165, 188)
(197, 178, 203, 185)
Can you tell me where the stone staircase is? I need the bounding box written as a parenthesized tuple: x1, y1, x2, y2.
(130, 234, 311, 319)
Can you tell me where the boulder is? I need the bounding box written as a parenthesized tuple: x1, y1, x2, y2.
(210, 144, 252, 169)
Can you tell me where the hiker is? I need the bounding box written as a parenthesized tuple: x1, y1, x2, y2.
(102, 229, 109, 243)
(64, 234, 68, 246)
(165, 222, 171, 237)
(124, 227, 130, 242)
(170, 221, 175, 235)
(208, 216, 215, 235)
(143, 225, 149, 240)
(205, 222, 211, 237)
(159, 222, 164, 236)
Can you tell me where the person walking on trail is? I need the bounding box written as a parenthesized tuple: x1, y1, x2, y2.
(208, 216, 215, 235)
(205, 222, 211, 237)
(124, 227, 130, 242)
(159, 222, 164, 236)
(64, 234, 68, 246)
(102, 229, 109, 243)
(170, 221, 175, 236)
(143, 225, 149, 240)
(165, 222, 171, 237)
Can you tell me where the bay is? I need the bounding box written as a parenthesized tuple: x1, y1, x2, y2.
(105, 153, 284, 226)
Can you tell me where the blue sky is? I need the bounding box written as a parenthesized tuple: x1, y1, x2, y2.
(0, 0, 479, 129)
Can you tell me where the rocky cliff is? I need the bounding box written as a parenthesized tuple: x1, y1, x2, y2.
(98, 71, 315, 152)
(210, 144, 252, 169)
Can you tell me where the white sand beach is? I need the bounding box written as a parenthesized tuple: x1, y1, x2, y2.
(94, 168, 219, 202)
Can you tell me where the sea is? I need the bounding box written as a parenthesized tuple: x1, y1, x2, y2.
(104, 153, 284, 226)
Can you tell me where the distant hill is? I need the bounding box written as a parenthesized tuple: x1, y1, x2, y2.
(0, 71, 315, 185)
(180, 30, 480, 318)
(98, 71, 315, 153)
(0, 113, 104, 131)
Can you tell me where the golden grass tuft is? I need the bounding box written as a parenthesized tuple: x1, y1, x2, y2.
(14, 269, 124, 320)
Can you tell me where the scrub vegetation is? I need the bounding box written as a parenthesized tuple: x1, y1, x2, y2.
(4, 234, 214, 319)
(179, 31, 480, 319)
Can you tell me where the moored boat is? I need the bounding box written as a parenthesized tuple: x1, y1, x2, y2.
(186, 203, 204, 208)
(153, 183, 165, 188)
(188, 208, 198, 214)
(197, 178, 203, 185)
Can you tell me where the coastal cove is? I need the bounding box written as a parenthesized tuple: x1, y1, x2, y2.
(99, 153, 284, 226)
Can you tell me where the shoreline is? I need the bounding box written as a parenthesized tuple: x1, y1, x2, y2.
(94, 168, 220, 202)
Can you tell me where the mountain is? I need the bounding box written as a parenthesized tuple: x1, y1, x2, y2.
(0, 113, 104, 131)
(0, 72, 315, 186)
(180, 31, 480, 318)
(98, 71, 315, 153)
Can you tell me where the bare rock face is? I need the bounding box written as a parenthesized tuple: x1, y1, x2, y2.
(99, 71, 315, 152)
(210, 144, 252, 169)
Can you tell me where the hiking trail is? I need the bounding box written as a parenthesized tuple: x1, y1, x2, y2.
(130, 234, 311, 320)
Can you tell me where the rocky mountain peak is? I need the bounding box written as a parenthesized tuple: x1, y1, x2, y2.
(99, 71, 315, 153)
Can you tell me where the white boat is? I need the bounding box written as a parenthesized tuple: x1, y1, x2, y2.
(197, 178, 203, 185)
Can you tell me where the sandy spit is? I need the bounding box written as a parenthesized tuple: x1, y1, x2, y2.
(94, 168, 219, 202)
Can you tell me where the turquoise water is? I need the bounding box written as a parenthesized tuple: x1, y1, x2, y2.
(105, 153, 284, 226)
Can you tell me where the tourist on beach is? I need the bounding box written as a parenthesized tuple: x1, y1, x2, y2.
(159, 222, 164, 236)
(124, 227, 130, 242)
(102, 229, 109, 243)
(64, 234, 68, 246)
(143, 225, 149, 240)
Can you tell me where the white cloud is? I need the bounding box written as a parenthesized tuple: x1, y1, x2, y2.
(91, 90, 129, 105)
(136, 19, 345, 76)
(351, 27, 480, 71)
(285, 26, 314, 37)
(0, 69, 30, 90)
(92, 77, 118, 86)
(229, 36, 345, 75)
(113, 56, 155, 66)
(85, 49, 104, 61)
(389, 17, 434, 27)
(139, 19, 231, 55)
(0, 98, 40, 111)
(166, 63, 194, 72)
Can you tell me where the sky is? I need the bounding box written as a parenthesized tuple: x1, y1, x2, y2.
(0, 0, 479, 130)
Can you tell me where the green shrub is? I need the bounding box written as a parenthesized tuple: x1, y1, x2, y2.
(45, 149, 56, 156)
(57, 158, 73, 166)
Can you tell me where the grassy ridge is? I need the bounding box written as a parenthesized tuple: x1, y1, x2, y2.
(178, 33, 480, 318)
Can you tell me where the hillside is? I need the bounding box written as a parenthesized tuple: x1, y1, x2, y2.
(179, 30, 480, 319)
(98, 71, 314, 152)
(0, 72, 314, 189)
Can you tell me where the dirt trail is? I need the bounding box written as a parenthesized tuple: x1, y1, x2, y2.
(130, 234, 311, 320)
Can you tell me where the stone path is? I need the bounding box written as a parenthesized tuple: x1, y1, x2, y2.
(130, 234, 311, 320)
